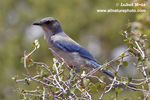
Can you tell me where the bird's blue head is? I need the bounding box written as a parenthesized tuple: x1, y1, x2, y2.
(33, 17, 63, 35)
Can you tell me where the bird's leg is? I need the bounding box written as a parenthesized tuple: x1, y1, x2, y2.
(67, 66, 77, 83)
(68, 65, 81, 83)
(76, 67, 85, 88)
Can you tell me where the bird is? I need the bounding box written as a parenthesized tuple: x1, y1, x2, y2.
(32, 17, 136, 89)
(32, 17, 113, 78)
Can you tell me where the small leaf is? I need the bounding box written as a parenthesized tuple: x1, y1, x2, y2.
(103, 65, 109, 71)
(128, 49, 133, 53)
(128, 76, 132, 82)
(115, 87, 119, 93)
(127, 42, 133, 48)
(149, 71, 150, 75)
(43, 72, 49, 77)
(113, 71, 118, 76)
(124, 39, 129, 41)
(118, 88, 123, 93)
(142, 34, 147, 39)
(120, 53, 125, 59)
(105, 67, 109, 71)
(81, 71, 86, 77)
(137, 53, 141, 57)
(90, 83, 99, 92)
(66, 91, 71, 97)
(115, 87, 123, 93)
(90, 85, 97, 92)
(119, 65, 122, 68)
(95, 83, 99, 87)
(118, 77, 123, 82)
(138, 57, 142, 62)
(89, 83, 94, 86)
(27, 81, 30, 85)
(71, 88, 77, 94)
(83, 79, 90, 87)
(69, 70, 74, 77)
(20, 94, 25, 99)
(119, 30, 125, 36)
(116, 60, 120, 63)
(125, 21, 131, 29)
(20, 57, 24, 63)
(136, 64, 140, 69)
(125, 78, 128, 83)
(100, 83, 105, 88)
(123, 61, 128, 66)
(100, 76, 105, 81)
(53, 58, 57, 62)
(103, 64, 107, 68)
(126, 34, 133, 39)
(142, 59, 146, 62)
(28, 98, 32, 100)
(36, 65, 41, 70)
(126, 24, 130, 29)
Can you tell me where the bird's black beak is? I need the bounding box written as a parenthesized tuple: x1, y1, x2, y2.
(32, 21, 43, 26)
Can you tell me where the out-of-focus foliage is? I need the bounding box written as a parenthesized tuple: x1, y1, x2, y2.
(0, 0, 149, 99)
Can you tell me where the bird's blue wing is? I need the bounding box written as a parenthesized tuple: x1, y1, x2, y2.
(54, 40, 97, 62)
(54, 40, 114, 78)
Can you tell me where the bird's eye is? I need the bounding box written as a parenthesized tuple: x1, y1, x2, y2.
(45, 21, 51, 24)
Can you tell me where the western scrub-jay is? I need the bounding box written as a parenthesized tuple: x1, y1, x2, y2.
(33, 17, 113, 78)
(32, 17, 136, 89)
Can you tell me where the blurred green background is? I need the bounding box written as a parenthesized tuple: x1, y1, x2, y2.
(0, 0, 149, 99)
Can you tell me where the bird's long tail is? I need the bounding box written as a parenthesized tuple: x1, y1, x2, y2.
(101, 68, 114, 78)
(101, 68, 136, 90)
(90, 60, 136, 90)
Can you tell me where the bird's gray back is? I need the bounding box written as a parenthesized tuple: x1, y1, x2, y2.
(51, 32, 80, 46)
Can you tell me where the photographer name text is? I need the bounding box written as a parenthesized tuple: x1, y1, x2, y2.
(120, 3, 145, 7)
